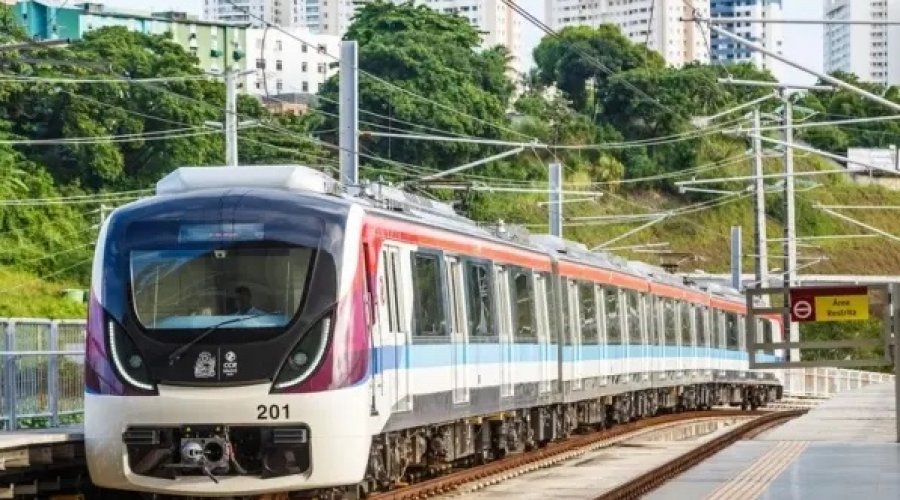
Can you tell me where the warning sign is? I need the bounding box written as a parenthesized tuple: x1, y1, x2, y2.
(789, 286, 869, 323)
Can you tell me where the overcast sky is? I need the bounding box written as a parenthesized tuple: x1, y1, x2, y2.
(95, 0, 820, 82)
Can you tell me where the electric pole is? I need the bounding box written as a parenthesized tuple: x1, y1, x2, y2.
(752, 108, 769, 292)
(781, 93, 800, 362)
(224, 67, 239, 167)
(339, 40, 359, 187)
(549, 162, 563, 238)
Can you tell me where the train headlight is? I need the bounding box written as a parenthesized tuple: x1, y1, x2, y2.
(108, 317, 155, 392)
(273, 314, 332, 390)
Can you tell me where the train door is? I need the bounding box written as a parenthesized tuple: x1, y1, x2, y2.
(534, 273, 553, 394)
(382, 245, 412, 412)
(654, 296, 666, 380)
(494, 265, 514, 398)
(597, 285, 609, 386)
(568, 279, 583, 391)
(445, 257, 470, 404)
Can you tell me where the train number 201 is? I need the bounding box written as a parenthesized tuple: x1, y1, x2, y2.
(257, 404, 290, 420)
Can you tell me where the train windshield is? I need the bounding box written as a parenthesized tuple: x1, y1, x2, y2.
(130, 246, 313, 330)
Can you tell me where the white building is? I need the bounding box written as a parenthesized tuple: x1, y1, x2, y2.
(544, 0, 711, 67)
(709, 0, 786, 79)
(242, 27, 341, 96)
(312, 0, 523, 74)
(824, 0, 900, 85)
(203, 0, 295, 27)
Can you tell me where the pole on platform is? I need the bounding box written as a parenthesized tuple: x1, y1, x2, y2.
(730, 226, 742, 290)
(891, 283, 900, 443)
(549, 162, 563, 238)
(339, 40, 359, 187)
(782, 95, 800, 362)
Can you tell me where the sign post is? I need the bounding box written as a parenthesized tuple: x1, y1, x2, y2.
(745, 283, 900, 442)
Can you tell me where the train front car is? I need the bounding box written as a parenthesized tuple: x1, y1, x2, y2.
(84, 167, 371, 496)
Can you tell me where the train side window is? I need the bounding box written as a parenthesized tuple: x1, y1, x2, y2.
(542, 272, 559, 343)
(578, 281, 598, 345)
(626, 291, 641, 345)
(464, 261, 494, 338)
(680, 302, 692, 347)
(763, 319, 774, 354)
(560, 279, 572, 345)
(738, 314, 746, 351)
(604, 287, 621, 345)
(382, 247, 404, 333)
(641, 293, 652, 345)
(510, 267, 536, 342)
(664, 300, 677, 346)
(696, 306, 709, 348)
(411, 252, 447, 338)
(726, 313, 739, 350)
(446, 259, 465, 336)
(717, 311, 727, 349)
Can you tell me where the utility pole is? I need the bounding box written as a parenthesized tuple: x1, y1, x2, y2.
(781, 92, 800, 362)
(751, 108, 769, 291)
(730, 226, 742, 290)
(549, 162, 563, 238)
(224, 67, 239, 167)
(339, 40, 359, 187)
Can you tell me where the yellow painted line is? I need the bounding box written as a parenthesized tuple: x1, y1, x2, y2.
(705, 441, 808, 500)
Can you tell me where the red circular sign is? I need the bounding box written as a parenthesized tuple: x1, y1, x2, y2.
(792, 299, 813, 320)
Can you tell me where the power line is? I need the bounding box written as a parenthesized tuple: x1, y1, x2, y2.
(0, 75, 212, 84)
(0, 129, 219, 146)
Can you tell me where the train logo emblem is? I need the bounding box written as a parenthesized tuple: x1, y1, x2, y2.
(194, 351, 216, 378)
(223, 351, 238, 377)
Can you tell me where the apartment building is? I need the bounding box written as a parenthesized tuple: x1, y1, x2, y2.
(243, 27, 340, 96)
(202, 0, 294, 27)
(824, 0, 900, 85)
(544, 0, 711, 67)
(708, 0, 785, 78)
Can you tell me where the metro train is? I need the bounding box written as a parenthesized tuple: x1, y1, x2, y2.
(84, 165, 784, 498)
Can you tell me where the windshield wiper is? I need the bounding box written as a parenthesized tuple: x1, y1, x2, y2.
(167, 313, 266, 366)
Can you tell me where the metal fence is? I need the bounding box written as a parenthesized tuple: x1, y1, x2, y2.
(0, 317, 895, 429)
(0, 319, 86, 431)
(779, 367, 895, 399)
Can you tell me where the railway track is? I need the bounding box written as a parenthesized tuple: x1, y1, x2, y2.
(367, 408, 805, 500)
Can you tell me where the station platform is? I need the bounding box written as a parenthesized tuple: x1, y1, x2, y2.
(0, 425, 83, 470)
(649, 382, 900, 499)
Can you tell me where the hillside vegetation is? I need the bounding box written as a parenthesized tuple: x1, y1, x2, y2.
(1, 2, 900, 319)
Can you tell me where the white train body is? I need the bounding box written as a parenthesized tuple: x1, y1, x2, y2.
(84, 166, 783, 497)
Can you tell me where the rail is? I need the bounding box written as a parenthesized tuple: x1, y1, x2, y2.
(0, 317, 894, 430)
(0, 319, 86, 431)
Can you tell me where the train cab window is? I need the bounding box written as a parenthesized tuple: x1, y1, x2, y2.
(604, 287, 621, 345)
(510, 268, 536, 342)
(681, 302, 693, 347)
(411, 252, 447, 338)
(726, 313, 739, 350)
(664, 300, 677, 346)
(464, 261, 494, 338)
(578, 281, 598, 344)
(626, 291, 641, 345)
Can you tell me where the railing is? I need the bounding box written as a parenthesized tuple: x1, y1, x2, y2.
(0, 317, 895, 429)
(0, 319, 86, 431)
(778, 367, 895, 399)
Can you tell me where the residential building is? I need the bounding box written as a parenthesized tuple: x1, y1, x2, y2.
(824, 0, 900, 85)
(202, 0, 294, 27)
(544, 0, 711, 67)
(243, 26, 340, 97)
(15, 1, 248, 73)
(709, 0, 786, 78)
(313, 0, 523, 74)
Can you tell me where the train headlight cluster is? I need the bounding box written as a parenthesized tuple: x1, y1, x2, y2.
(108, 318, 155, 392)
(273, 314, 332, 390)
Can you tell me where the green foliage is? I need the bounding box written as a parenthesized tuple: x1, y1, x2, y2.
(316, 1, 515, 172)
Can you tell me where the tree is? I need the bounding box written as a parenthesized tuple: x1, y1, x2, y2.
(533, 25, 665, 113)
(316, 1, 516, 173)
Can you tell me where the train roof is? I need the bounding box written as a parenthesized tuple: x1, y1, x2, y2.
(153, 165, 743, 302)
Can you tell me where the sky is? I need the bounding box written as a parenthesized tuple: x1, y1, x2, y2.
(94, 0, 821, 82)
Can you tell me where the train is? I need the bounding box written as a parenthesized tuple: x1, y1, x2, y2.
(84, 165, 784, 498)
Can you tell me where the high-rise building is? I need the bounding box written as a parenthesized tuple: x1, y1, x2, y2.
(544, 0, 711, 67)
(313, 0, 523, 74)
(709, 0, 785, 78)
(243, 26, 340, 97)
(824, 0, 900, 85)
(203, 0, 295, 27)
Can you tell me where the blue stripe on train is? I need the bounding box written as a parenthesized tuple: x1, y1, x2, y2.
(371, 344, 778, 374)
